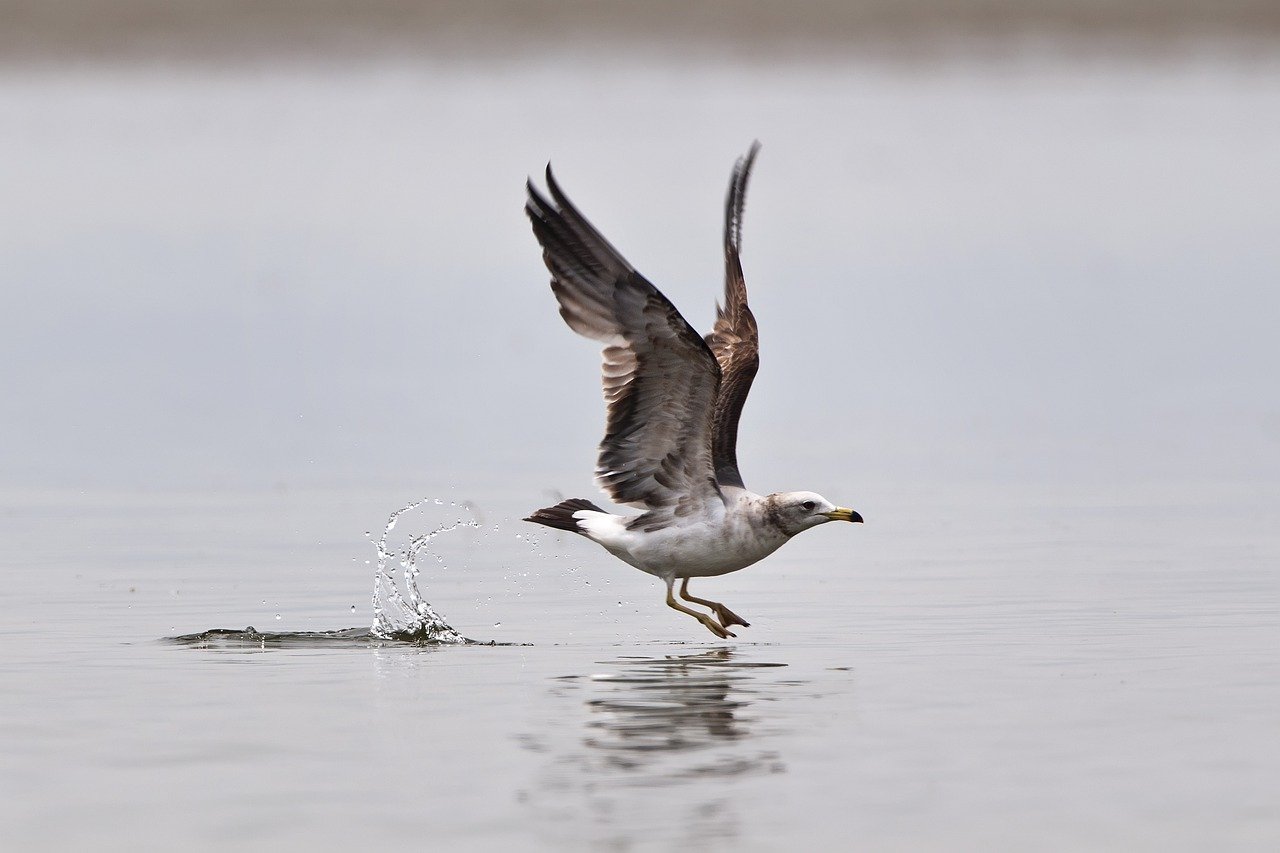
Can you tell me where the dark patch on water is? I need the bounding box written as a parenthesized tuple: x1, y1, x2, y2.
(164, 626, 526, 649)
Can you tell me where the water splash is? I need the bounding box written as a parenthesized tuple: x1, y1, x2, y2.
(370, 498, 481, 644)
(167, 497, 523, 649)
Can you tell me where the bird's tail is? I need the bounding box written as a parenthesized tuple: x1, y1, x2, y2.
(524, 498, 605, 535)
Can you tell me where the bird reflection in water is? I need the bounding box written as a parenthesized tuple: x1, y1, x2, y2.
(582, 648, 788, 779)
(520, 648, 799, 848)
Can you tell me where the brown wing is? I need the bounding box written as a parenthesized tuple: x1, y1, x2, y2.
(526, 167, 725, 513)
(705, 142, 762, 489)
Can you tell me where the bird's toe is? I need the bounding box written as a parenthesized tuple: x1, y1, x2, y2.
(715, 606, 751, 630)
(700, 615, 733, 639)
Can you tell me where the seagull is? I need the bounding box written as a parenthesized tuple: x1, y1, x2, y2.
(523, 143, 862, 639)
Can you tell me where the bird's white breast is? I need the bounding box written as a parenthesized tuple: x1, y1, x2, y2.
(576, 492, 789, 580)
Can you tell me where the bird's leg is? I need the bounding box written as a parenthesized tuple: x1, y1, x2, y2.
(679, 578, 751, 630)
(665, 578, 734, 639)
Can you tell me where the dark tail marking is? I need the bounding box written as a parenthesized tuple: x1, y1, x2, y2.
(523, 498, 605, 534)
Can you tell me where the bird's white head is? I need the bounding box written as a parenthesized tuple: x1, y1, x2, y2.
(765, 491, 863, 536)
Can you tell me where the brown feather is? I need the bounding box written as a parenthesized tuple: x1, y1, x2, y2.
(705, 142, 763, 489)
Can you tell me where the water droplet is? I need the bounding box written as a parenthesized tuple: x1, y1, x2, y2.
(274, 613, 282, 620)
(350, 605, 356, 613)
(364, 531, 371, 538)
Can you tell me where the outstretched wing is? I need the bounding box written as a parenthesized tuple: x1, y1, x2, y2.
(705, 142, 762, 489)
(526, 167, 724, 513)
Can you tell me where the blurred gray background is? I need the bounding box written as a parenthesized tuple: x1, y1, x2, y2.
(2, 2, 1277, 498)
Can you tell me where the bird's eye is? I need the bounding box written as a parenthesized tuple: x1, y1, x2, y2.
(801, 501, 815, 511)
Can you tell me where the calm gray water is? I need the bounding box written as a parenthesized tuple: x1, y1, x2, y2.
(2, 43, 1279, 851)
(2, 484, 1276, 850)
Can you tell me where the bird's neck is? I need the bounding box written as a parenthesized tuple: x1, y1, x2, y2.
(731, 490, 794, 540)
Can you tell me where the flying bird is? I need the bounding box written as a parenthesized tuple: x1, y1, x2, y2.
(524, 144, 862, 639)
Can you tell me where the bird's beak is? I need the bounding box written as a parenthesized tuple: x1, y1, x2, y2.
(824, 507, 863, 523)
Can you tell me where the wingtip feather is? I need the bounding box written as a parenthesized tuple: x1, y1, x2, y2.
(725, 141, 762, 253)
